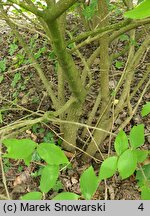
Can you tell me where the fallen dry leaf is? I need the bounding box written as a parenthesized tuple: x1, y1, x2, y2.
(13, 170, 30, 187)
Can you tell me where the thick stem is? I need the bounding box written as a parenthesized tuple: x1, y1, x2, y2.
(82, 0, 111, 161)
(98, 0, 110, 114)
(43, 0, 77, 22)
(62, 102, 83, 152)
(46, 20, 86, 102)
(82, 117, 113, 161)
(81, 90, 101, 138)
(83, 23, 150, 162)
(45, 18, 87, 151)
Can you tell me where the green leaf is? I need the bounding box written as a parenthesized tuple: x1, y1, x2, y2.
(24, 154, 33, 166)
(141, 102, 150, 117)
(114, 130, 129, 156)
(0, 75, 4, 83)
(141, 186, 150, 200)
(2, 139, 37, 161)
(133, 150, 148, 163)
(115, 61, 124, 69)
(136, 164, 150, 187)
(99, 156, 118, 180)
(124, 0, 150, 19)
(82, 0, 98, 20)
(0, 58, 6, 73)
(40, 165, 59, 193)
(53, 180, 63, 192)
(53, 192, 79, 200)
(119, 34, 129, 42)
(37, 143, 69, 165)
(138, 0, 145, 4)
(117, 149, 137, 179)
(43, 132, 54, 143)
(137, 164, 150, 180)
(9, 43, 18, 56)
(11, 72, 21, 88)
(129, 124, 145, 149)
(20, 192, 42, 200)
(80, 166, 99, 200)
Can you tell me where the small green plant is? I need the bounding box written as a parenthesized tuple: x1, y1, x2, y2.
(2, 137, 99, 200)
(119, 34, 129, 42)
(0, 75, 4, 84)
(32, 124, 41, 134)
(0, 58, 6, 73)
(98, 103, 150, 200)
(115, 60, 124, 69)
(31, 167, 43, 178)
(2, 123, 150, 200)
(2, 139, 70, 200)
(2, 102, 150, 200)
(31, 124, 55, 143)
(3, 158, 11, 173)
(48, 50, 56, 60)
(136, 164, 150, 199)
(11, 72, 23, 99)
(99, 124, 147, 180)
(29, 37, 37, 49)
(43, 131, 55, 143)
(17, 165, 23, 172)
(53, 180, 63, 192)
(11, 72, 21, 88)
(141, 102, 150, 117)
(9, 43, 18, 56)
(0, 45, 8, 85)
(82, 0, 98, 20)
(34, 47, 46, 60)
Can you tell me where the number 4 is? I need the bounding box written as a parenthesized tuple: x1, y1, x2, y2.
(138, 203, 144, 211)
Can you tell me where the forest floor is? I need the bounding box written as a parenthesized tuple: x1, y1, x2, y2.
(0, 15, 150, 200)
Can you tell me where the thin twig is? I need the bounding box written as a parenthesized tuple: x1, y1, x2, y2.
(87, 127, 104, 161)
(42, 122, 101, 162)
